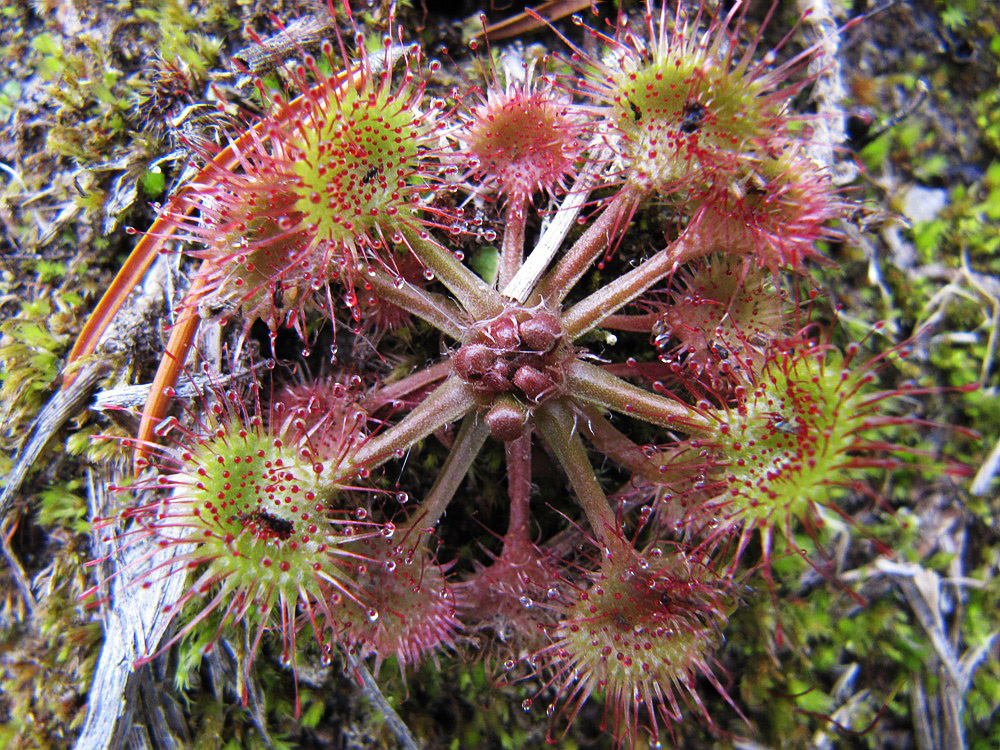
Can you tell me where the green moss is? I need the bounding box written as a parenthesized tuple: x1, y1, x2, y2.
(37, 480, 90, 534)
(0, 536, 102, 749)
(0, 294, 75, 445)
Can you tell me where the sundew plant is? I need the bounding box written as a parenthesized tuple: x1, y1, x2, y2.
(64, 1, 977, 747)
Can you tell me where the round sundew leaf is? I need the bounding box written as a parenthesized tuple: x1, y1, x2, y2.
(168, 419, 351, 597)
(269, 376, 371, 466)
(579, 0, 821, 201)
(706, 346, 874, 530)
(651, 256, 786, 387)
(610, 46, 773, 191)
(153, 44, 441, 339)
(685, 149, 839, 272)
(463, 82, 584, 202)
(286, 84, 426, 245)
(116, 403, 377, 708)
(327, 534, 462, 670)
(542, 540, 729, 743)
(198, 188, 313, 323)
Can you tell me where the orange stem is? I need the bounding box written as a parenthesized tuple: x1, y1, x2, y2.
(133, 268, 210, 474)
(61, 63, 368, 474)
(63, 200, 191, 386)
(62, 64, 361, 387)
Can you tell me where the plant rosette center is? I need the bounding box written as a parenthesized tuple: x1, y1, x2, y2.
(452, 306, 570, 439)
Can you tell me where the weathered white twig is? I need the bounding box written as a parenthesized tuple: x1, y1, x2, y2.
(874, 558, 1000, 750)
(797, 0, 858, 184)
(503, 142, 608, 303)
(75, 476, 193, 750)
(345, 652, 421, 750)
(0, 360, 110, 523)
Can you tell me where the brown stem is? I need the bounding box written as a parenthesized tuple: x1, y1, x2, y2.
(365, 267, 465, 340)
(576, 405, 663, 481)
(64, 228, 174, 386)
(408, 413, 489, 530)
(562, 233, 703, 339)
(403, 227, 502, 320)
(531, 187, 643, 306)
(601, 313, 661, 333)
(503, 432, 533, 542)
(351, 375, 477, 471)
(534, 399, 616, 544)
(361, 361, 452, 413)
(497, 197, 528, 291)
(564, 359, 710, 432)
(133, 266, 211, 473)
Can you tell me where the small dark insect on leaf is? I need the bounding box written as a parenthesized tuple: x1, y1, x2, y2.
(708, 341, 729, 359)
(237, 510, 295, 539)
(745, 170, 769, 198)
(680, 100, 707, 134)
(629, 100, 642, 122)
(612, 610, 629, 630)
(770, 415, 799, 435)
(362, 164, 380, 184)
